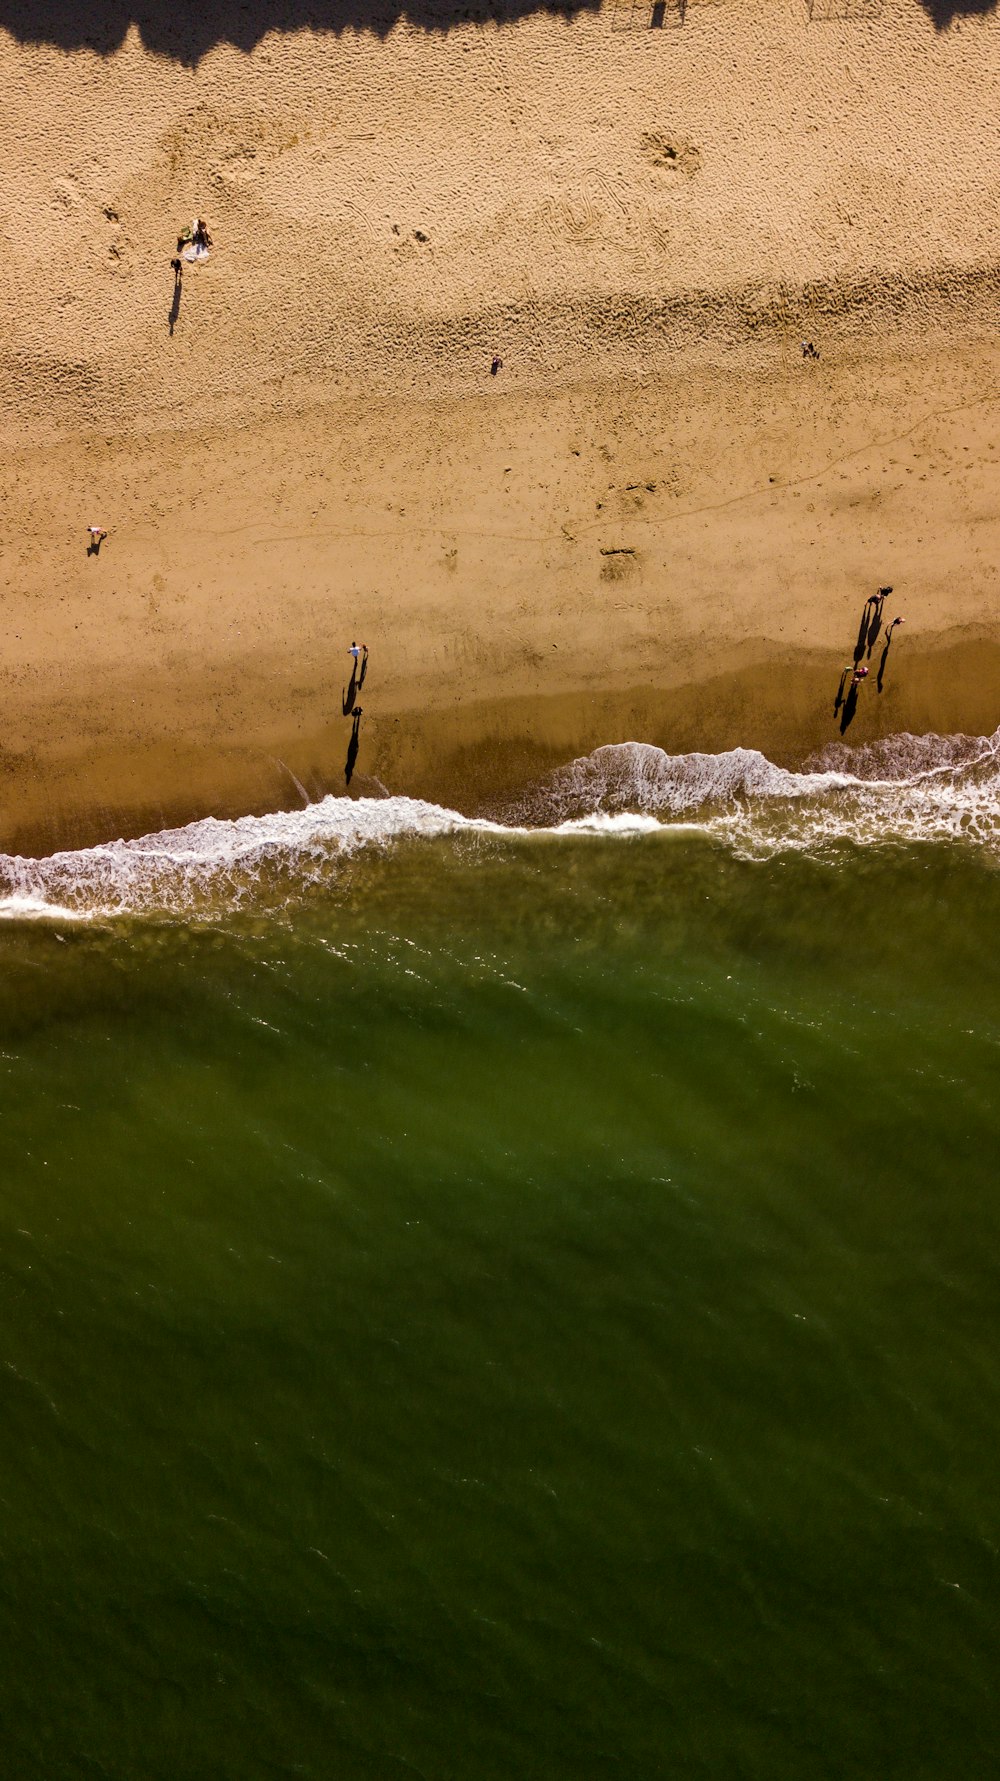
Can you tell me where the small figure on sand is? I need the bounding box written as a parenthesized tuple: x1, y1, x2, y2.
(179, 217, 213, 264)
(87, 526, 107, 556)
(491, 356, 503, 377)
(358, 643, 369, 690)
(801, 341, 820, 361)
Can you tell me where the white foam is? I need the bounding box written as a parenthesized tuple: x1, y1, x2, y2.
(553, 811, 666, 837)
(0, 893, 95, 923)
(518, 730, 1000, 858)
(0, 730, 997, 921)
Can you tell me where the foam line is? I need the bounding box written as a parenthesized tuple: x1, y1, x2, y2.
(0, 729, 997, 920)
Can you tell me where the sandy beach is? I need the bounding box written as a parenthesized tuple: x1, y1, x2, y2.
(1, 0, 999, 851)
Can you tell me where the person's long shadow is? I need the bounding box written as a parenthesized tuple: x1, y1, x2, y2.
(344, 709, 362, 786)
(342, 663, 358, 716)
(877, 619, 902, 693)
(865, 587, 891, 660)
(168, 264, 182, 336)
(833, 665, 851, 717)
(840, 681, 860, 735)
(853, 601, 874, 666)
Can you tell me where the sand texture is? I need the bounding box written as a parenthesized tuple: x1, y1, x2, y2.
(1, 0, 999, 846)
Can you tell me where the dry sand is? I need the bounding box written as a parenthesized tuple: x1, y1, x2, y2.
(1, 0, 999, 849)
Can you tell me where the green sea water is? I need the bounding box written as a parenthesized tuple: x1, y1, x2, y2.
(2, 814, 1000, 1777)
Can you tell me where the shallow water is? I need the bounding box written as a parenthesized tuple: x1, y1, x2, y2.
(2, 741, 999, 1778)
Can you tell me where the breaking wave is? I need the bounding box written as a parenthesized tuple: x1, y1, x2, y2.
(514, 727, 1000, 852)
(0, 728, 997, 920)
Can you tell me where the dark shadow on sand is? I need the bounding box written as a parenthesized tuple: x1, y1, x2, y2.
(1, 0, 994, 58)
(839, 682, 859, 735)
(853, 601, 874, 667)
(344, 709, 362, 786)
(877, 620, 902, 693)
(168, 266, 182, 336)
(0, 0, 599, 61)
(865, 591, 887, 661)
(918, 0, 998, 25)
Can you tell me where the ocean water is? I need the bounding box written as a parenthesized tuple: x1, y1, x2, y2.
(2, 734, 999, 1779)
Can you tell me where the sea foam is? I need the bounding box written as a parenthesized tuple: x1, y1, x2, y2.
(0, 728, 997, 920)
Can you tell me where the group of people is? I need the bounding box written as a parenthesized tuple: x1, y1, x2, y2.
(177, 216, 213, 263)
(834, 586, 904, 733)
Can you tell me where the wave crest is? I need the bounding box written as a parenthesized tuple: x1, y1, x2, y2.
(518, 728, 1000, 854)
(0, 797, 511, 922)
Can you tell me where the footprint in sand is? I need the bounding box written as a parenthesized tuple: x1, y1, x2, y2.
(640, 132, 701, 178)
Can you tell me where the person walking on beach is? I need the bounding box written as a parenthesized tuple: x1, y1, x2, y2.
(349, 641, 361, 664)
(87, 526, 107, 555)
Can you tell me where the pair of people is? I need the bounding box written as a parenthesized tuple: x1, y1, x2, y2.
(178, 217, 213, 264)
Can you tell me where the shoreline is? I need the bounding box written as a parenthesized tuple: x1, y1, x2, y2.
(3, 630, 997, 860)
(2, 316, 999, 856)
